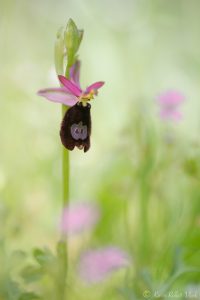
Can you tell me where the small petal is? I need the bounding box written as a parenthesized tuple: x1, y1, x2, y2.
(160, 109, 182, 121)
(158, 90, 185, 107)
(70, 60, 81, 87)
(78, 247, 130, 284)
(85, 81, 105, 93)
(60, 202, 100, 235)
(37, 88, 79, 106)
(58, 75, 82, 97)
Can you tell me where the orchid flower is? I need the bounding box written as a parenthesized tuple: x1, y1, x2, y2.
(37, 61, 105, 152)
(157, 90, 185, 121)
(37, 60, 104, 107)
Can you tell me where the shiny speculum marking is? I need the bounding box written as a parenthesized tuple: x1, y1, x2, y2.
(70, 122, 87, 140)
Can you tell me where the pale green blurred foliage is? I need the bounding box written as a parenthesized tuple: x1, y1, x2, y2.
(0, 1, 200, 299)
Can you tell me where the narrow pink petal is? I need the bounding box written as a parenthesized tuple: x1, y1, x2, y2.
(37, 88, 79, 106)
(58, 75, 82, 97)
(70, 60, 81, 88)
(85, 81, 105, 93)
(78, 247, 130, 283)
(60, 202, 100, 235)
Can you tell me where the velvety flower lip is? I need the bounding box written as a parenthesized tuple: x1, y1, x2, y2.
(78, 247, 130, 284)
(60, 202, 100, 235)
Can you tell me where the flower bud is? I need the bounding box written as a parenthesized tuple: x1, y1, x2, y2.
(64, 19, 83, 67)
(77, 29, 84, 49)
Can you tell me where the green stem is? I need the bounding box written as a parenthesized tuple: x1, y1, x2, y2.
(57, 65, 71, 300)
(139, 174, 150, 264)
(62, 64, 70, 207)
(57, 240, 68, 300)
(62, 105, 70, 206)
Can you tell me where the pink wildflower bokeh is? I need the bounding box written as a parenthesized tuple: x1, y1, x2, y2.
(60, 202, 100, 236)
(157, 90, 185, 121)
(78, 247, 130, 283)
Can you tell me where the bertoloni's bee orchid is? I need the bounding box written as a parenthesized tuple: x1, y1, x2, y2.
(38, 60, 105, 152)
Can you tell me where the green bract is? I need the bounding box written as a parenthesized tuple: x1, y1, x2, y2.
(64, 19, 83, 67)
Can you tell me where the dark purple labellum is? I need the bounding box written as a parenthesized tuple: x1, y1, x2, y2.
(60, 102, 91, 152)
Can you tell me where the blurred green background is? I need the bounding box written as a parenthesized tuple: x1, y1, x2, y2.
(1, 0, 200, 299)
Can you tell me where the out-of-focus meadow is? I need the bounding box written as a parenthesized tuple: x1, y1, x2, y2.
(1, 0, 200, 299)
